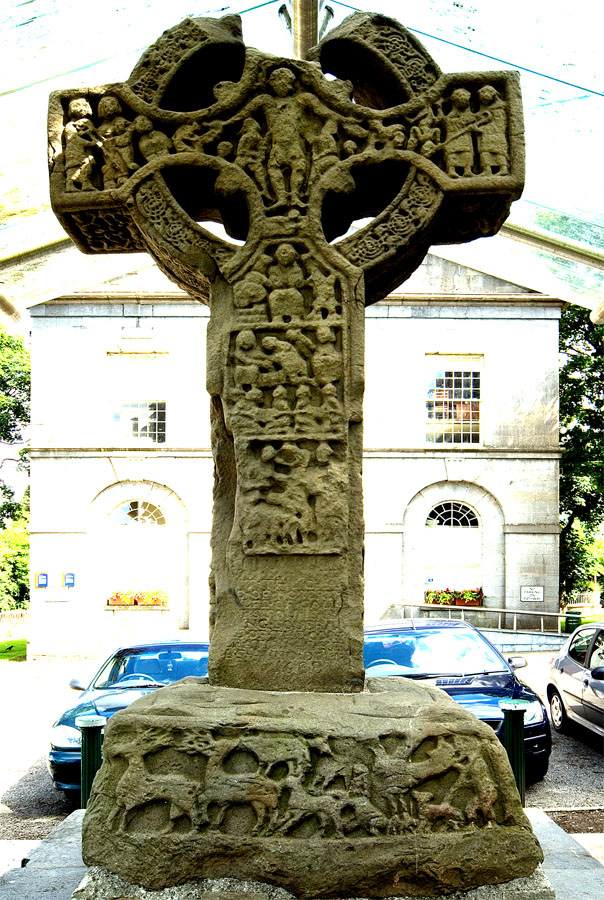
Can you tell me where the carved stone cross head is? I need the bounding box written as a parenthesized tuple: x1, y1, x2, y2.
(48, 12, 524, 693)
(48, 11, 523, 302)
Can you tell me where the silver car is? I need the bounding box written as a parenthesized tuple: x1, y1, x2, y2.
(547, 624, 604, 737)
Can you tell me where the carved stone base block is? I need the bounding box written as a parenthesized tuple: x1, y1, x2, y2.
(82, 679, 543, 897)
(73, 869, 557, 900)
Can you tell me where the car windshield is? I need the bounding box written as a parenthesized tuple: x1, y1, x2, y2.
(92, 645, 209, 689)
(364, 628, 506, 677)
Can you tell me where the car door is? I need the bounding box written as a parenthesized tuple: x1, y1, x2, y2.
(558, 627, 598, 722)
(581, 628, 604, 731)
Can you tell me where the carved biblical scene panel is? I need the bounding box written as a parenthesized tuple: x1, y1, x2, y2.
(226, 323, 345, 436)
(103, 720, 512, 841)
(54, 77, 513, 202)
(235, 439, 347, 555)
(82, 683, 542, 894)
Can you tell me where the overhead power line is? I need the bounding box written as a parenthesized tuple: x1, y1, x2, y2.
(1, 0, 602, 99)
(331, 1, 604, 99)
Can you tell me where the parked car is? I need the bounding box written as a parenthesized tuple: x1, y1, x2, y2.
(48, 640, 209, 794)
(364, 620, 551, 782)
(547, 624, 604, 738)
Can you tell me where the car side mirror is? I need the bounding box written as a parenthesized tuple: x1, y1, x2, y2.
(507, 655, 527, 670)
(69, 677, 87, 691)
(591, 666, 604, 681)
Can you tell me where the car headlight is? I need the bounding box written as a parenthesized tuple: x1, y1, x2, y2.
(50, 725, 82, 749)
(523, 700, 545, 726)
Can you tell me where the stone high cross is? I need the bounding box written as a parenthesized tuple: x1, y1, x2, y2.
(48, 12, 523, 693)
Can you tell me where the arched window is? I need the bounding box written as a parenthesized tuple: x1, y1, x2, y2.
(426, 501, 479, 528)
(112, 500, 166, 526)
(424, 501, 481, 592)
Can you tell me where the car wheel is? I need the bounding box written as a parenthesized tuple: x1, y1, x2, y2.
(526, 757, 549, 783)
(549, 689, 569, 733)
(63, 789, 80, 807)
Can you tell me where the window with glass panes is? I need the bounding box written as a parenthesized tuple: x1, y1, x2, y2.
(426, 357, 481, 444)
(117, 402, 166, 443)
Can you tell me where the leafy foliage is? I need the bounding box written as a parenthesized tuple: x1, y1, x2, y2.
(0, 325, 30, 444)
(424, 588, 483, 606)
(0, 508, 29, 611)
(559, 305, 604, 600)
(0, 326, 30, 609)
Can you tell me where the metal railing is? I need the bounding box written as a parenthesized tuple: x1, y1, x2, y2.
(399, 603, 604, 634)
(567, 591, 601, 607)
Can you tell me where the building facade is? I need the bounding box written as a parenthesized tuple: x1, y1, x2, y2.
(28, 256, 562, 655)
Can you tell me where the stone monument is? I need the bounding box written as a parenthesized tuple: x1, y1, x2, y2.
(48, 12, 552, 900)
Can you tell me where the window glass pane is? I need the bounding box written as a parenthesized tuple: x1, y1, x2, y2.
(426, 358, 481, 445)
(116, 401, 166, 443)
(568, 629, 597, 666)
(589, 632, 604, 669)
(426, 501, 479, 528)
(364, 628, 503, 676)
(112, 500, 165, 526)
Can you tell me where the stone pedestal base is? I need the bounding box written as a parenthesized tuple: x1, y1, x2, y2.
(73, 869, 556, 900)
(82, 679, 543, 897)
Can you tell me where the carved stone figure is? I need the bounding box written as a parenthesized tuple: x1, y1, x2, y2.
(311, 324, 340, 386)
(236, 117, 270, 196)
(63, 98, 99, 192)
(443, 88, 479, 178)
(98, 96, 137, 188)
(477, 84, 510, 176)
(135, 116, 172, 161)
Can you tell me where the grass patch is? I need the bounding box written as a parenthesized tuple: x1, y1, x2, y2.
(0, 638, 27, 661)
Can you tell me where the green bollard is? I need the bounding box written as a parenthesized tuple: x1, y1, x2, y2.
(76, 714, 105, 808)
(499, 699, 530, 806)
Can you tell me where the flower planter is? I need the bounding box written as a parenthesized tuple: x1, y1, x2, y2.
(425, 589, 484, 607)
(107, 590, 169, 608)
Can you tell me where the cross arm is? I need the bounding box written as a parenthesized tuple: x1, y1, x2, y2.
(310, 13, 525, 304)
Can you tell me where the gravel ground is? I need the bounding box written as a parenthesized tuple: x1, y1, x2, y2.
(0, 655, 98, 840)
(1, 651, 603, 840)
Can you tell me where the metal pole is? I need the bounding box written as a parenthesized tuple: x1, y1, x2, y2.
(292, 0, 319, 59)
(500, 699, 530, 806)
(76, 715, 105, 808)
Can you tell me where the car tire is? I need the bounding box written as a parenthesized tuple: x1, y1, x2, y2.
(526, 757, 549, 783)
(63, 789, 80, 807)
(549, 689, 569, 734)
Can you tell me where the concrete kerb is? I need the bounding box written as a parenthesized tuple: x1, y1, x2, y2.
(1, 807, 603, 900)
(0, 810, 86, 900)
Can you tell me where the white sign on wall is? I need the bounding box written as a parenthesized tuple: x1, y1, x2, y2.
(520, 586, 544, 603)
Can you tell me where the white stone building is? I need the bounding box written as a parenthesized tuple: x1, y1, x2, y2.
(28, 255, 561, 656)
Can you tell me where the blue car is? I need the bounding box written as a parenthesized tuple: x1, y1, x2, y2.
(48, 640, 209, 794)
(364, 620, 551, 782)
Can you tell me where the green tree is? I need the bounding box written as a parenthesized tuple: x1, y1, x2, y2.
(0, 509, 29, 610)
(559, 305, 604, 601)
(0, 325, 30, 607)
(0, 325, 30, 444)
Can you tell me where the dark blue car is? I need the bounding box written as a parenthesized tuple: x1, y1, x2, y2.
(48, 640, 209, 794)
(364, 620, 551, 782)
